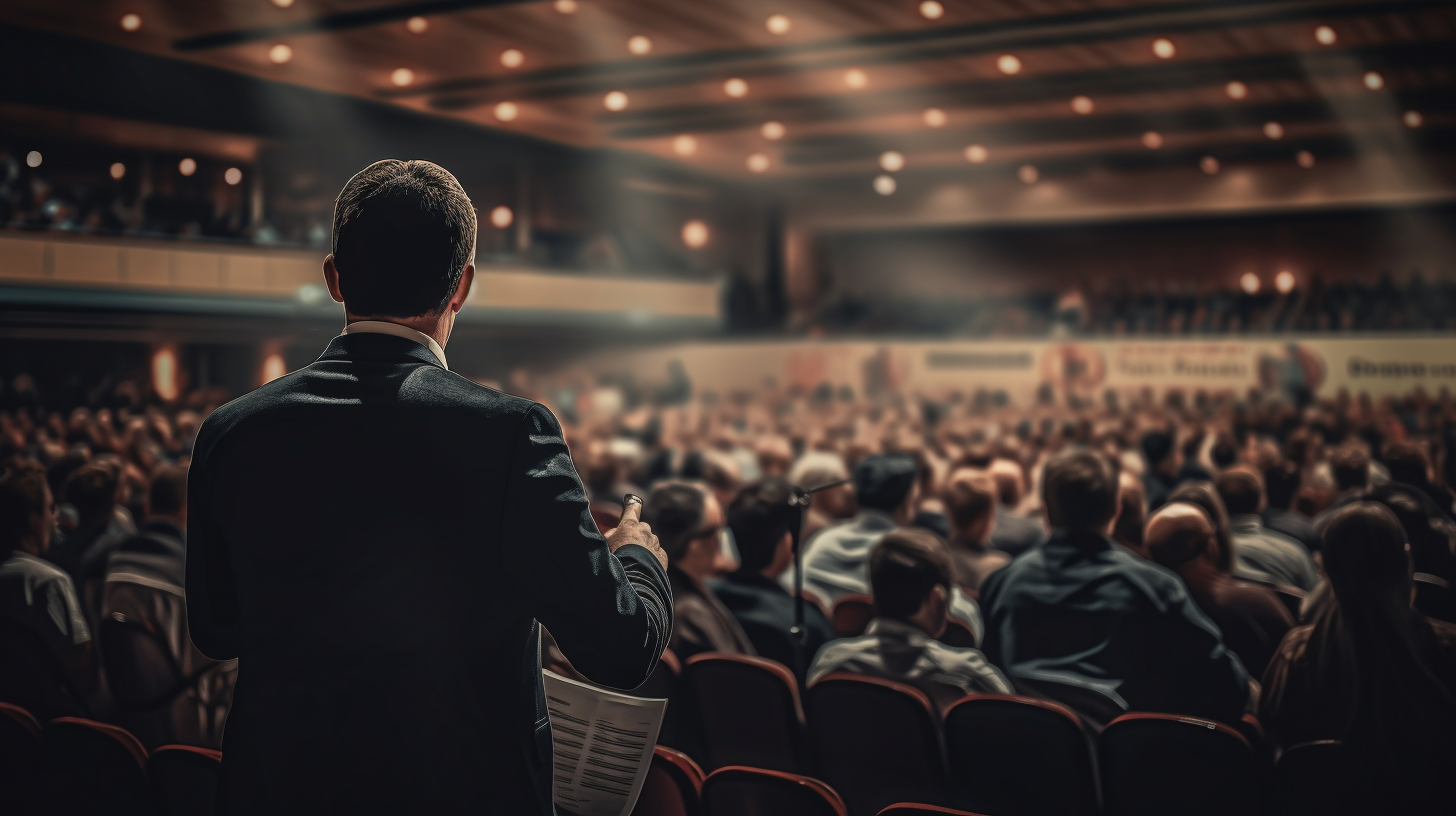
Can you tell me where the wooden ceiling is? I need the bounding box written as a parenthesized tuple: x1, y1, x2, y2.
(2, 0, 1452, 184)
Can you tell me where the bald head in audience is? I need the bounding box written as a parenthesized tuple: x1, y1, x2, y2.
(1144, 502, 1217, 572)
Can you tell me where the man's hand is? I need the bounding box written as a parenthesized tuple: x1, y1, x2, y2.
(604, 499, 668, 571)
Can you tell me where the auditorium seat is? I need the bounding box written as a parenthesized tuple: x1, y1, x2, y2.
(806, 673, 947, 816)
(1271, 740, 1352, 816)
(634, 648, 681, 700)
(0, 702, 45, 816)
(1009, 672, 1126, 731)
(878, 805, 988, 816)
(944, 695, 1098, 816)
(739, 618, 809, 683)
(148, 745, 222, 816)
(701, 766, 847, 816)
(681, 653, 808, 773)
(632, 745, 705, 816)
(42, 717, 152, 816)
(1413, 572, 1456, 622)
(0, 616, 89, 722)
(1100, 713, 1258, 816)
(101, 613, 213, 747)
(830, 594, 874, 636)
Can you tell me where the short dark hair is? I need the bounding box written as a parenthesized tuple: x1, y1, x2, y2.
(1382, 442, 1430, 487)
(854, 454, 917, 513)
(331, 160, 477, 318)
(1141, 431, 1174, 467)
(642, 482, 708, 564)
(64, 462, 118, 526)
(1043, 447, 1119, 531)
(1331, 444, 1370, 491)
(1262, 458, 1300, 510)
(0, 462, 48, 556)
(1215, 469, 1264, 516)
(148, 465, 187, 517)
(727, 478, 795, 574)
(869, 528, 953, 620)
(943, 474, 995, 534)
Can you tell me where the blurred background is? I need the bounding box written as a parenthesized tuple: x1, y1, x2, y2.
(0, 0, 1453, 412)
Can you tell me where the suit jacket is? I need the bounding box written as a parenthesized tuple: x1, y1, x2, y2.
(980, 528, 1250, 725)
(666, 567, 754, 660)
(186, 333, 672, 815)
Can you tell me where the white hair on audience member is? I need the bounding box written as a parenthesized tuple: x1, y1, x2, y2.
(789, 451, 849, 488)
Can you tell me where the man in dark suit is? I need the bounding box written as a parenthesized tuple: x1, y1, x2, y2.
(186, 160, 672, 815)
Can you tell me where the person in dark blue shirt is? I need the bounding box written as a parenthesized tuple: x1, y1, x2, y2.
(980, 446, 1252, 725)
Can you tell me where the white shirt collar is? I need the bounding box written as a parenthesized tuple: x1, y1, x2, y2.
(341, 320, 448, 370)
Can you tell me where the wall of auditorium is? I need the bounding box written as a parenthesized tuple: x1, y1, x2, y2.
(579, 336, 1456, 404)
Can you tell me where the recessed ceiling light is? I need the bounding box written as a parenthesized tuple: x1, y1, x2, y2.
(120, 13, 142, 31)
(923, 108, 947, 127)
(391, 68, 415, 87)
(501, 49, 524, 69)
(761, 121, 786, 140)
(179, 158, 197, 176)
(1018, 165, 1038, 184)
(1363, 71, 1383, 90)
(1314, 25, 1336, 45)
(628, 35, 652, 55)
(1296, 150, 1315, 169)
(268, 43, 293, 64)
(1276, 271, 1296, 293)
(494, 101, 519, 121)
(766, 14, 791, 35)
(879, 151, 905, 172)
(672, 135, 697, 156)
(1152, 38, 1175, 58)
(225, 167, 243, 185)
(406, 16, 428, 34)
(491, 206, 514, 228)
(1225, 81, 1248, 99)
(110, 162, 126, 179)
(724, 78, 749, 98)
(604, 91, 628, 111)
(997, 54, 1021, 75)
(873, 175, 897, 195)
(1241, 272, 1260, 294)
(1200, 156, 1220, 175)
(747, 154, 770, 173)
(1263, 121, 1284, 140)
(1142, 131, 1164, 149)
(844, 68, 868, 89)
(964, 144, 987, 163)
(919, 1, 944, 20)
(682, 220, 709, 248)
(271, 0, 295, 7)
(25, 151, 41, 168)
(1404, 110, 1423, 128)
(554, 0, 578, 13)
(1071, 95, 1093, 114)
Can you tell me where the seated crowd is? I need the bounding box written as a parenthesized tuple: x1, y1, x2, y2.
(4, 369, 1456, 813)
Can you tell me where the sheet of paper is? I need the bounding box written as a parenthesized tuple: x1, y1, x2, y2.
(544, 670, 667, 816)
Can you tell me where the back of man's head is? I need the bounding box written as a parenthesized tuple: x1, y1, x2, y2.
(854, 453, 917, 514)
(942, 470, 996, 544)
(64, 462, 119, 527)
(148, 464, 187, 519)
(788, 451, 848, 488)
(332, 160, 477, 319)
(1383, 442, 1431, 487)
(987, 458, 1025, 508)
(1141, 431, 1174, 469)
(1042, 447, 1119, 532)
(642, 482, 707, 564)
(869, 528, 953, 621)
(0, 462, 48, 557)
(727, 478, 795, 575)
(1214, 467, 1264, 516)
(1331, 444, 1370, 492)
(1262, 458, 1300, 510)
(1144, 502, 1215, 570)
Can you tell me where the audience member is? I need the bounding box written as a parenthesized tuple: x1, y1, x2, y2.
(1140, 430, 1181, 511)
(643, 481, 755, 659)
(100, 465, 236, 747)
(1144, 502, 1294, 677)
(809, 528, 1011, 714)
(980, 447, 1251, 724)
(1111, 469, 1148, 556)
(714, 477, 835, 666)
(1167, 481, 1236, 573)
(787, 451, 855, 543)
(1260, 503, 1456, 812)
(801, 453, 920, 607)
(941, 469, 1009, 591)
(0, 461, 95, 697)
(1365, 483, 1456, 589)
(50, 460, 132, 581)
(1312, 443, 1372, 530)
(986, 458, 1044, 555)
(1383, 441, 1456, 518)
(1216, 468, 1318, 591)
(1261, 457, 1321, 553)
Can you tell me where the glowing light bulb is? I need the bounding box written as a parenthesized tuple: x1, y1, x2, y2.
(628, 35, 652, 55)
(1363, 71, 1383, 91)
(1142, 131, 1164, 149)
(179, 158, 197, 176)
(682, 220, 709, 248)
(766, 14, 792, 34)
(268, 43, 293, 64)
(1018, 164, 1038, 184)
(997, 54, 1021, 75)
(494, 101, 519, 121)
(761, 121, 786, 140)
(25, 151, 40, 168)
(391, 67, 415, 86)
(1226, 80, 1247, 99)
(873, 175, 897, 195)
(1263, 121, 1284, 140)
(110, 163, 126, 180)
(964, 144, 987, 163)
(1296, 150, 1315, 169)
(500, 49, 524, 68)
(1200, 156, 1220, 175)
(1314, 25, 1336, 45)
(1152, 38, 1175, 59)
(879, 151, 905, 172)
(919, 1, 944, 20)
(406, 16, 428, 33)
(491, 206, 513, 228)
(923, 108, 947, 127)
(271, 0, 294, 7)
(844, 68, 868, 89)
(152, 348, 179, 401)
(1275, 271, 1296, 294)
(604, 91, 628, 111)
(120, 13, 142, 31)
(554, 0, 578, 13)
(672, 134, 697, 156)
(1241, 272, 1260, 294)
(747, 153, 770, 173)
(262, 353, 287, 384)
(225, 167, 243, 185)
(1404, 110, 1423, 128)
(724, 78, 748, 98)
(1071, 95, 1093, 114)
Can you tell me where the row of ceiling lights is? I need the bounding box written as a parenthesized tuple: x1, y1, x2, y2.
(23, 151, 245, 184)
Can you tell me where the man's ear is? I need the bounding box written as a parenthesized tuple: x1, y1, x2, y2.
(323, 255, 345, 304)
(449, 264, 475, 314)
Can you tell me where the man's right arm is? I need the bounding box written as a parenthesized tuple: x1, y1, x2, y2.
(499, 403, 672, 690)
(184, 422, 240, 660)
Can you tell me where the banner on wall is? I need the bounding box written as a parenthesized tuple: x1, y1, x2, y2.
(586, 336, 1456, 403)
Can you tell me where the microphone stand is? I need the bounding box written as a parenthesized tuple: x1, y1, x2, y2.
(787, 477, 852, 648)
